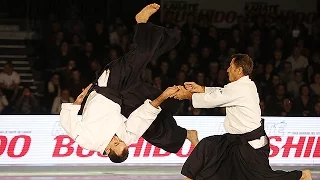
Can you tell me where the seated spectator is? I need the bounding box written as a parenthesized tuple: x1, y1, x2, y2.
(70, 33, 84, 54)
(285, 46, 308, 72)
(309, 101, 320, 117)
(310, 73, 320, 96)
(67, 69, 88, 100)
(270, 50, 284, 73)
(0, 62, 20, 102)
(265, 84, 287, 115)
(287, 70, 306, 98)
(292, 85, 316, 117)
(278, 62, 294, 85)
(51, 89, 74, 114)
(61, 59, 77, 87)
(46, 73, 61, 108)
(279, 97, 294, 117)
(14, 87, 39, 114)
(0, 89, 8, 114)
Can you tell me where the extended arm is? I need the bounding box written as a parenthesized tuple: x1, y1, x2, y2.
(192, 86, 243, 108)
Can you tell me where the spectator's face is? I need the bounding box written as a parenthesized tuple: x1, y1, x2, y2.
(90, 61, 100, 71)
(72, 34, 80, 44)
(85, 43, 93, 53)
(247, 47, 254, 58)
(161, 62, 169, 73)
(109, 50, 118, 61)
(277, 85, 285, 96)
(293, 47, 301, 56)
(256, 64, 264, 74)
(177, 72, 186, 82)
(201, 48, 210, 58)
(272, 76, 280, 86)
(61, 42, 69, 52)
(315, 74, 320, 84)
(196, 72, 205, 82)
(61, 90, 70, 99)
(219, 40, 227, 50)
(209, 27, 217, 37)
(3, 64, 13, 74)
(301, 86, 309, 96)
(23, 88, 31, 96)
(253, 36, 260, 45)
(275, 38, 283, 49)
(52, 22, 61, 32)
(283, 98, 292, 109)
(191, 35, 199, 45)
(274, 51, 282, 60)
(265, 64, 273, 74)
(295, 72, 302, 82)
(209, 62, 219, 73)
(181, 64, 189, 73)
(68, 60, 76, 69)
(284, 63, 292, 72)
(169, 49, 177, 60)
(153, 77, 162, 87)
(188, 54, 197, 64)
(52, 75, 60, 85)
(72, 71, 80, 80)
(96, 23, 104, 33)
(56, 32, 64, 42)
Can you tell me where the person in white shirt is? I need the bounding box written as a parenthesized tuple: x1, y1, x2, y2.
(0, 62, 20, 102)
(60, 3, 198, 164)
(173, 54, 311, 180)
(285, 46, 309, 72)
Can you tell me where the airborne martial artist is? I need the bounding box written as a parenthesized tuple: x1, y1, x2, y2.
(60, 3, 199, 164)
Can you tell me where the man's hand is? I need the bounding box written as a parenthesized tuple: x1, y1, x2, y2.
(73, 84, 93, 105)
(172, 86, 193, 100)
(150, 86, 179, 108)
(184, 82, 205, 93)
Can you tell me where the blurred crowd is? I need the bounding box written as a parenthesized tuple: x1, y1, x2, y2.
(0, 9, 320, 117)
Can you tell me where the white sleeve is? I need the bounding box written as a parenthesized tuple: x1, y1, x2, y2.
(192, 85, 243, 108)
(116, 99, 161, 145)
(60, 103, 82, 139)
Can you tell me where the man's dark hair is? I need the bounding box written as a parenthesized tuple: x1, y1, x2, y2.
(108, 148, 129, 163)
(231, 53, 254, 76)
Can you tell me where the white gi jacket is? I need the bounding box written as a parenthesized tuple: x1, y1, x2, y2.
(60, 70, 161, 154)
(192, 76, 268, 149)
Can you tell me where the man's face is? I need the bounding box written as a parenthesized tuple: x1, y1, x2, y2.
(295, 72, 302, 82)
(3, 64, 12, 74)
(107, 136, 128, 157)
(274, 51, 282, 60)
(227, 59, 241, 82)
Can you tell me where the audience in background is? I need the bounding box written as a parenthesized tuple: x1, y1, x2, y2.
(1, 7, 319, 117)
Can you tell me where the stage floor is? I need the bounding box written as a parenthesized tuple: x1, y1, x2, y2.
(0, 165, 319, 179)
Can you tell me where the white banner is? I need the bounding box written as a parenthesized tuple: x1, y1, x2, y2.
(161, 0, 318, 28)
(0, 116, 319, 165)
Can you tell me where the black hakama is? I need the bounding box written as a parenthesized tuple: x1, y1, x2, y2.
(181, 119, 302, 180)
(93, 22, 186, 153)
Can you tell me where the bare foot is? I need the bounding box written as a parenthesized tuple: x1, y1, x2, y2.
(300, 170, 312, 180)
(135, 3, 160, 23)
(187, 130, 199, 146)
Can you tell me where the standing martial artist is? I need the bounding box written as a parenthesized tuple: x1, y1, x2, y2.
(173, 54, 312, 180)
(60, 3, 199, 164)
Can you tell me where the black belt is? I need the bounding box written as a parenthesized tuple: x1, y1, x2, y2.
(93, 81, 142, 107)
